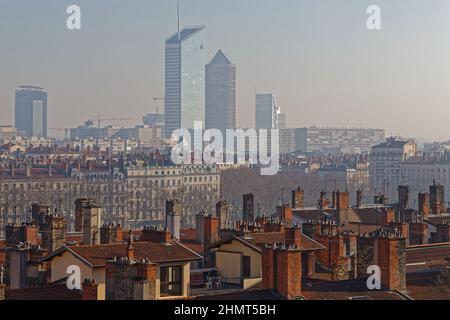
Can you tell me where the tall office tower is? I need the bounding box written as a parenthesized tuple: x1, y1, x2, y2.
(164, 26, 206, 138)
(255, 93, 279, 129)
(205, 50, 236, 132)
(15, 86, 48, 138)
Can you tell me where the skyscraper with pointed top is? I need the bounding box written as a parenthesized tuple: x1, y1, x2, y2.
(205, 50, 236, 132)
(164, 5, 206, 138)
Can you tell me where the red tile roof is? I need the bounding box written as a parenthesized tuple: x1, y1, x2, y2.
(6, 284, 82, 300)
(406, 272, 450, 300)
(406, 243, 450, 273)
(43, 241, 202, 267)
(301, 279, 405, 300)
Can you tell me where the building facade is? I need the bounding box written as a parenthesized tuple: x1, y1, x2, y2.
(164, 26, 206, 137)
(255, 94, 279, 129)
(15, 86, 48, 138)
(369, 138, 417, 202)
(205, 49, 236, 132)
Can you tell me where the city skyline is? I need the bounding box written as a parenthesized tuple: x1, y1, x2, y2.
(1, 1, 450, 140)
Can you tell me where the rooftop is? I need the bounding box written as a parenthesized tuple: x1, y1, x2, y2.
(166, 26, 205, 44)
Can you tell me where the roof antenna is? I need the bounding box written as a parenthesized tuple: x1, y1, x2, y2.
(177, 0, 181, 40)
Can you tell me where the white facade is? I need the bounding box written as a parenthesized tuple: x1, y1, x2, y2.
(369, 138, 417, 202)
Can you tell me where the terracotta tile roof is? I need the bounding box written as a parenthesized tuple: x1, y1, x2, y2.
(43, 241, 202, 267)
(181, 241, 204, 255)
(406, 243, 450, 273)
(6, 284, 82, 300)
(301, 279, 405, 300)
(406, 272, 450, 300)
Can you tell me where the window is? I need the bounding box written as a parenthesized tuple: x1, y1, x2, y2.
(160, 266, 182, 296)
(243, 256, 251, 278)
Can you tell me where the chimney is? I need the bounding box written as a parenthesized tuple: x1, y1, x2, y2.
(165, 199, 181, 240)
(430, 181, 444, 215)
(377, 236, 406, 291)
(203, 214, 220, 244)
(82, 279, 98, 300)
(216, 200, 230, 230)
(285, 226, 302, 248)
(262, 246, 275, 290)
(318, 190, 329, 209)
(418, 192, 430, 219)
(262, 244, 302, 300)
(276, 204, 292, 225)
(26, 164, 31, 177)
(291, 187, 304, 209)
(397, 184, 409, 210)
(335, 190, 350, 210)
(127, 230, 134, 259)
(243, 193, 255, 223)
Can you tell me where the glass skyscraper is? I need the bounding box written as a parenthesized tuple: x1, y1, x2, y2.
(15, 86, 48, 138)
(164, 26, 206, 138)
(205, 49, 236, 132)
(255, 93, 279, 129)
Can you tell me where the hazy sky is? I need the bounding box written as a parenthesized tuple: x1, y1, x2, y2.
(1, 0, 450, 140)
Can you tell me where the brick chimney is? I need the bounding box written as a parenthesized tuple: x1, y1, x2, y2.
(335, 190, 349, 210)
(82, 279, 98, 300)
(430, 180, 445, 215)
(100, 224, 123, 244)
(276, 204, 293, 225)
(318, 190, 329, 209)
(262, 244, 302, 299)
(409, 222, 429, 245)
(291, 187, 304, 209)
(126, 230, 134, 259)
(377, 236, 406, 291)
(203, 214, 220, 244)
(285, 226, 302, 248)
(262, 246, 275, 289)
(141, 226, 171, 243)
(418, 192, 430, 219)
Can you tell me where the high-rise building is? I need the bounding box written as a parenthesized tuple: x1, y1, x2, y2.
(164, 26, 206, 138)
(255, 93, 279, 129)
(205, 49, 236, 132)
(15, 86, 48, 138)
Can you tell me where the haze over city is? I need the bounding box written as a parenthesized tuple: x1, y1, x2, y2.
(1, 0, 450, 140)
